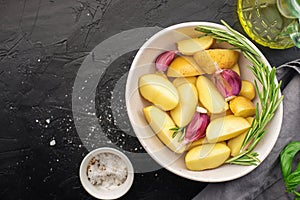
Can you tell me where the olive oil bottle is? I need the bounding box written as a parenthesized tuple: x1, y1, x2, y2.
(237, 0, 300, 49)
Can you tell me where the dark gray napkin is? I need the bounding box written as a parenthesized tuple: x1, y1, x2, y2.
(193, 59, 300, 200)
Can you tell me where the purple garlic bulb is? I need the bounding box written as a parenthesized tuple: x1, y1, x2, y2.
(184, 112, 210, 143)
(212, 68, 242, 100)
(155, 50, 177, 72)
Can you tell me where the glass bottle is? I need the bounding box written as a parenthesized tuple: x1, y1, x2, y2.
(237, 0, 300, 49)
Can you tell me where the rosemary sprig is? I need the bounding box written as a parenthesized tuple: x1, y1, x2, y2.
(170, 127, 186, 142)
(195, 20, 283, 166)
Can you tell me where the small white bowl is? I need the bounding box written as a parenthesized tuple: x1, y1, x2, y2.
(79, 147, 134, 199)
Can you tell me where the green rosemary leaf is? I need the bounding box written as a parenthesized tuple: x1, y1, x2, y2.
(172, 130, 178, 138)
(178, 128, 186, 142)
(272, 95, 284, 113)
(253, 80, 263, 103)
(228, 161, 258, 166)
(170, 127, 180, 138)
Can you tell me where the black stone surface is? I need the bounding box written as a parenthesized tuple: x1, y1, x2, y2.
(0, 0, 299, 200)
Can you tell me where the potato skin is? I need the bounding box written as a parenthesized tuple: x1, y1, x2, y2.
(193, 49, 239, 74)
(229, 96, 256, 118)
(231, 63, 240, 75)
(239, 80, 256, 100)
(185, 143, 231, 171)
(227, 132, 246, 157)
(206, 49, 239, 68)
(227, 117, 255, 156)
(167, 56, 204, 77)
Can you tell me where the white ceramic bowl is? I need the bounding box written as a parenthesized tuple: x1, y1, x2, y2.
(125, 22, 283, 182)
(79, 147, 134, 199)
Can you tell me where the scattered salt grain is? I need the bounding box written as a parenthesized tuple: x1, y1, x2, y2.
(50, 139, 56, 146)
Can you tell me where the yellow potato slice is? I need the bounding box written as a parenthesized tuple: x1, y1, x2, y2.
(227, 132, 247, 157)
(177, 36, 214, 55)
(239, 80, 256, 100)
(185, 143, 231, 171)
(231, 63, 240, 76)
(196, 76, 228, 114)
(139, 74, 179, 111)
(167, 56, 204, 77)
(206, 115, 250, 143)
(193, 49, 239, 74)
(246, 117, 254, 124)
(227, 116, 254, 156)
(187, 137, 210, 150)
(172, 77, 197, 88)
(170, 83, 198, 127)
(143, 106, 186, 153)
(229, 96, 256, 117)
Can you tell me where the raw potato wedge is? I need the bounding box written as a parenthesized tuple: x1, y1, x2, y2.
(227, 132, 246, 156)
(209, 109, 233, 121)
(143, 106, 186, 153)
(239, 80, 256, 100)
(177, 36, 214, 55)
(229, 96, 256, 117)
(206, 115, 251, 143)
(193, 49, 239, 74)
(155, 71, 168, 79)
(187, 137, 210, 150)
(210, 112, 226, 121)
(172, 77, 197, 88)
(231, 63, 240, 76)
(246, 117, 254, 124)
(185, 143, 231, 171)
(139, 74, 179, 111)
(167, 56, 204, 77)
(227, 117, 254, 156)
(170, 83, 198, 127)
(196, 76, 228, 114)
(206, 49, 239, 69)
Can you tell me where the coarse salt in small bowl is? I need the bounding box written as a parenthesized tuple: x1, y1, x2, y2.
(79, 147, 134, 199)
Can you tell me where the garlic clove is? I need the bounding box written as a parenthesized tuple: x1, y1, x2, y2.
(196, 106, 208, 113)
(155, 50, 178, 72)
(212, 68, 242, 99)
(184, 112, 210, 143)
(225, 96, 236, 102)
